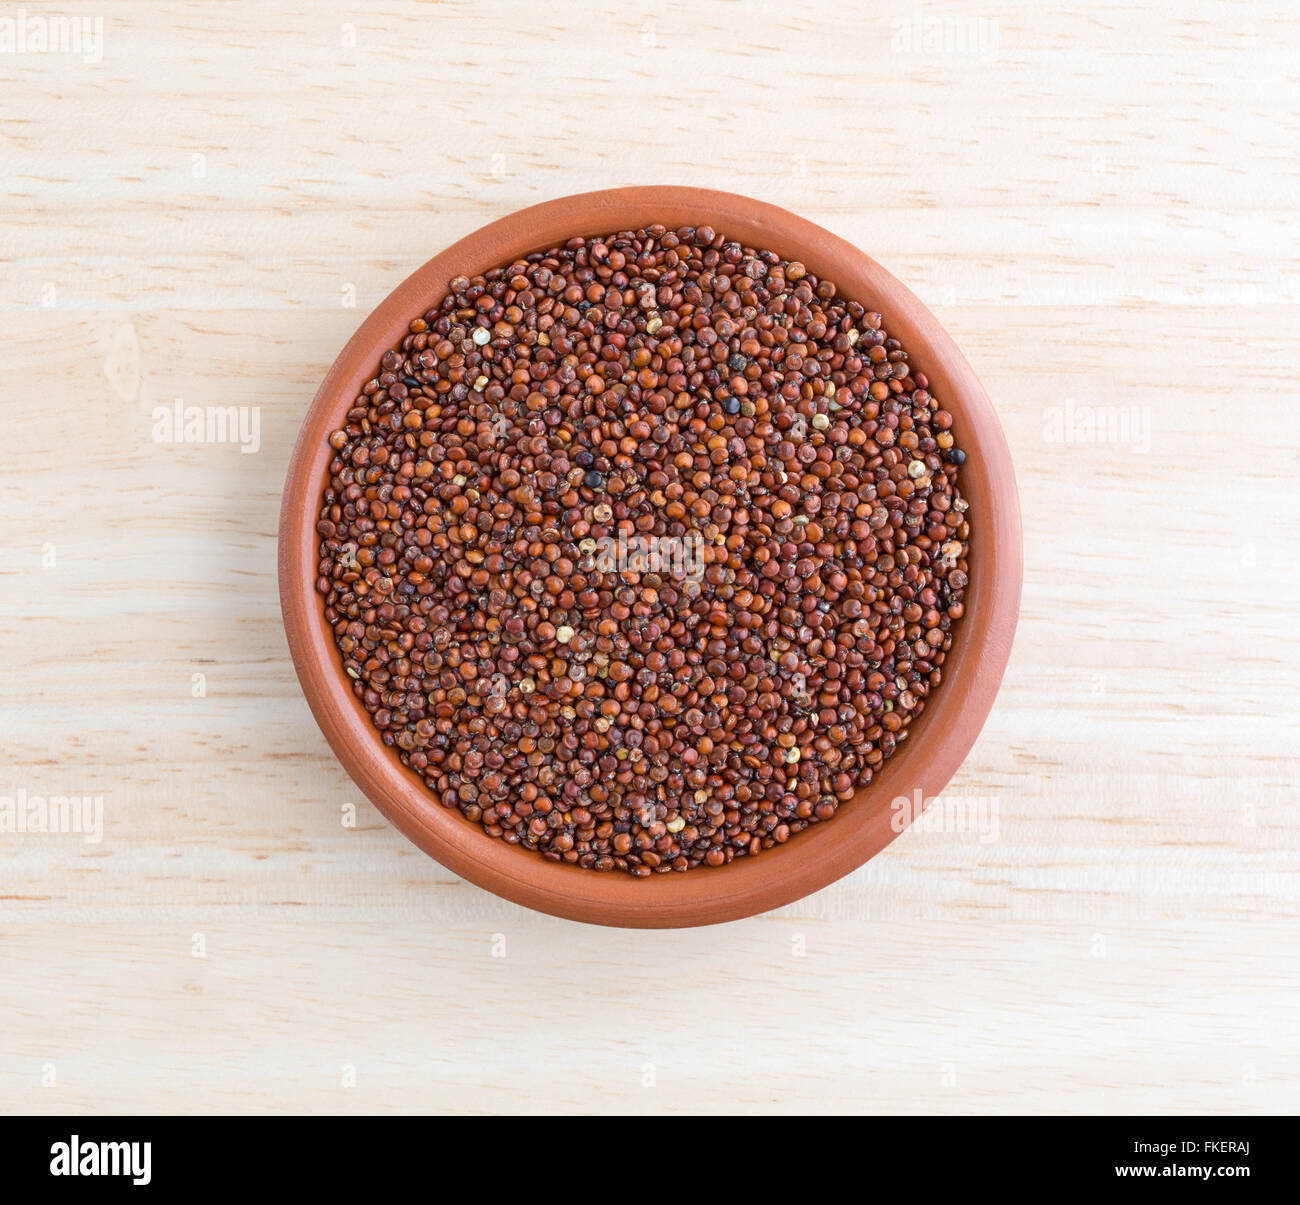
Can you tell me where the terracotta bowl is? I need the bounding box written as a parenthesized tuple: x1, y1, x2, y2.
(279, 187, 1022, 927)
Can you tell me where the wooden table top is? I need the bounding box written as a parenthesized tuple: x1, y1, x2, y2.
(2, 0, 1296, 1113)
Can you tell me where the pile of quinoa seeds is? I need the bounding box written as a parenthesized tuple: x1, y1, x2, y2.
(316, 225, 970, 876)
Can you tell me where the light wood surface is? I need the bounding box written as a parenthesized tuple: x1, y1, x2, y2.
(2, 0, 1297, 1115)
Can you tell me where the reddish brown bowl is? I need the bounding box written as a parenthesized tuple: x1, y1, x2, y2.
(279, 187, 1022, 927)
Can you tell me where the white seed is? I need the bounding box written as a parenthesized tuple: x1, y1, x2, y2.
(908, 460, 927, 479)
(645, 314, 663, 334)
(666, 816, 686, 833)
(811, 413, 830, 431)
(471, 327, 490, 346)
(473, 375, 489, 391)
(555, 625, 574, 644)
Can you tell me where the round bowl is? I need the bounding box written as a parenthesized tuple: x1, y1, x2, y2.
(279, 186, 1022, 928)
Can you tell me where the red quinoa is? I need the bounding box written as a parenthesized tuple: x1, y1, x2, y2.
(315, 225, 970, 875)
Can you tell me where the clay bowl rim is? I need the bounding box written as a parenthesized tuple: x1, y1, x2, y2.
(278, 186, 1022, 929)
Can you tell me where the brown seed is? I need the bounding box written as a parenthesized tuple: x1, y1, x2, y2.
(317, 224, 970, 874)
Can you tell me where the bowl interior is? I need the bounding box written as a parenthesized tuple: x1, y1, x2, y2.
(279, 187, 1022, 927)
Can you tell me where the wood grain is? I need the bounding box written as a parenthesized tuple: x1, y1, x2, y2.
(1, 0, 1297, 1114)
